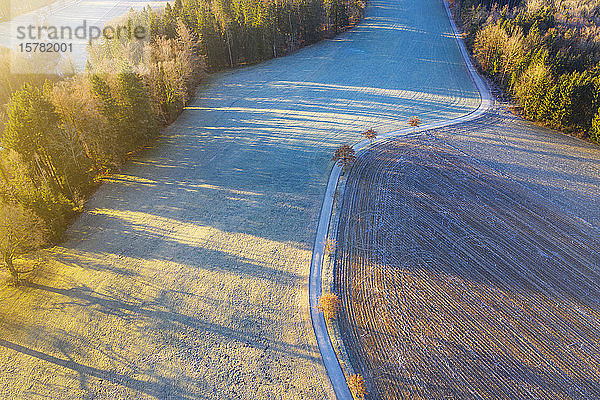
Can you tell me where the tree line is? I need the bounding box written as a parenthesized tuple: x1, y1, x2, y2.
(0, 0, 364, 281)
(453, 0, 600, 141)
(154, 0, 363, 70)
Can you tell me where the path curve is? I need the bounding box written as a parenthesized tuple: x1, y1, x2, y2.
(308, 2, 493, 398)
(0, 0, 484, 398)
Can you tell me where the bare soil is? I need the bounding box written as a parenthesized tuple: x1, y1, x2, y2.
(335, 133, 600, 399)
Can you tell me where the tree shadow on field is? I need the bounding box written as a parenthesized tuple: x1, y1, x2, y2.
(52, 244, 302, 288)
(0, 274, 319, 397)
(24, 282, 320, 363)
(0, 338, 192, 399)
(48, 249, 140, 278)
(1, 0, 485, 395)
(57, 0, 481, 250)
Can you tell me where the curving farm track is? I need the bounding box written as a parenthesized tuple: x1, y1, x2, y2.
(0, 0, 481, 398)
(334, 118, 600, 399)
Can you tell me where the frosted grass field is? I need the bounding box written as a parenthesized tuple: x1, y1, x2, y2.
(0, 0, 167, 71)
(0, 0, 479, 398)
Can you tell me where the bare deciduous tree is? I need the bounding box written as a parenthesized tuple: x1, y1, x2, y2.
(362, 128, 377, 141)
(409, 115, 421, 128)
(332, 145, 356, 168)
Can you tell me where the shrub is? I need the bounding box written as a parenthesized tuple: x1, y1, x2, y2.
(513, 62, 553, 119)
(325, 239, 337, 253)
(409, 116, 421, 127)
(332, 145, 356, 168)
(318, 292, 340, 320)
(20, 186, 74, 242)
(348, 374, 367, 399)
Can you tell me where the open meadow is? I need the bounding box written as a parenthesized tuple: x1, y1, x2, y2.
(0, 0, 479, 397)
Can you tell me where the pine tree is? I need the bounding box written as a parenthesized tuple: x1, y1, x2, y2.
(2, 82, 71, 199)
(116, 71, 157, 147)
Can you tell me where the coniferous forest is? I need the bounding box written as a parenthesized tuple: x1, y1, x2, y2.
(453, 0, 600, 139)
(0, 0, 364, 280)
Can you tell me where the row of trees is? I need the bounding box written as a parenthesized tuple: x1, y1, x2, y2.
(0, 0, 365, 281)
(318, 290, 367, 398)
(148, 0, 364, 70)
(0, 21, 203, 281)
(454, 0, 600, 141)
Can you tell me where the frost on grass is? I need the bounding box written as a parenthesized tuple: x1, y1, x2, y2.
(0, 0, 480, 396)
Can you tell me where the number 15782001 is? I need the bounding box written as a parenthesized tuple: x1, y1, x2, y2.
(19, 42, 73, 53)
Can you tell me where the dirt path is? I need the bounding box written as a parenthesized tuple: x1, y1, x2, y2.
(309, 1, 491, 396)
(0, 0, 479, 398)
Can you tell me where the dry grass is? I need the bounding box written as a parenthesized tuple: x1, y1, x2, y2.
(318, 293, 340, 321)
(325, 239, 337, 254)
(0, 0, 480, 397)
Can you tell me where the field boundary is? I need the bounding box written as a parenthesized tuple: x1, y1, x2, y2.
(308, 1, 493, 398)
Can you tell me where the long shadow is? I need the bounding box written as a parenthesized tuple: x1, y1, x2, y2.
(0, 338, 189, 399)
(24, 282, 320, 363)
(53, 213, 305, 286)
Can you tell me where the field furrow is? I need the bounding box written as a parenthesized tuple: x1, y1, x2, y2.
(335, 132, 600, 399)
(0, 0, 480, 398)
